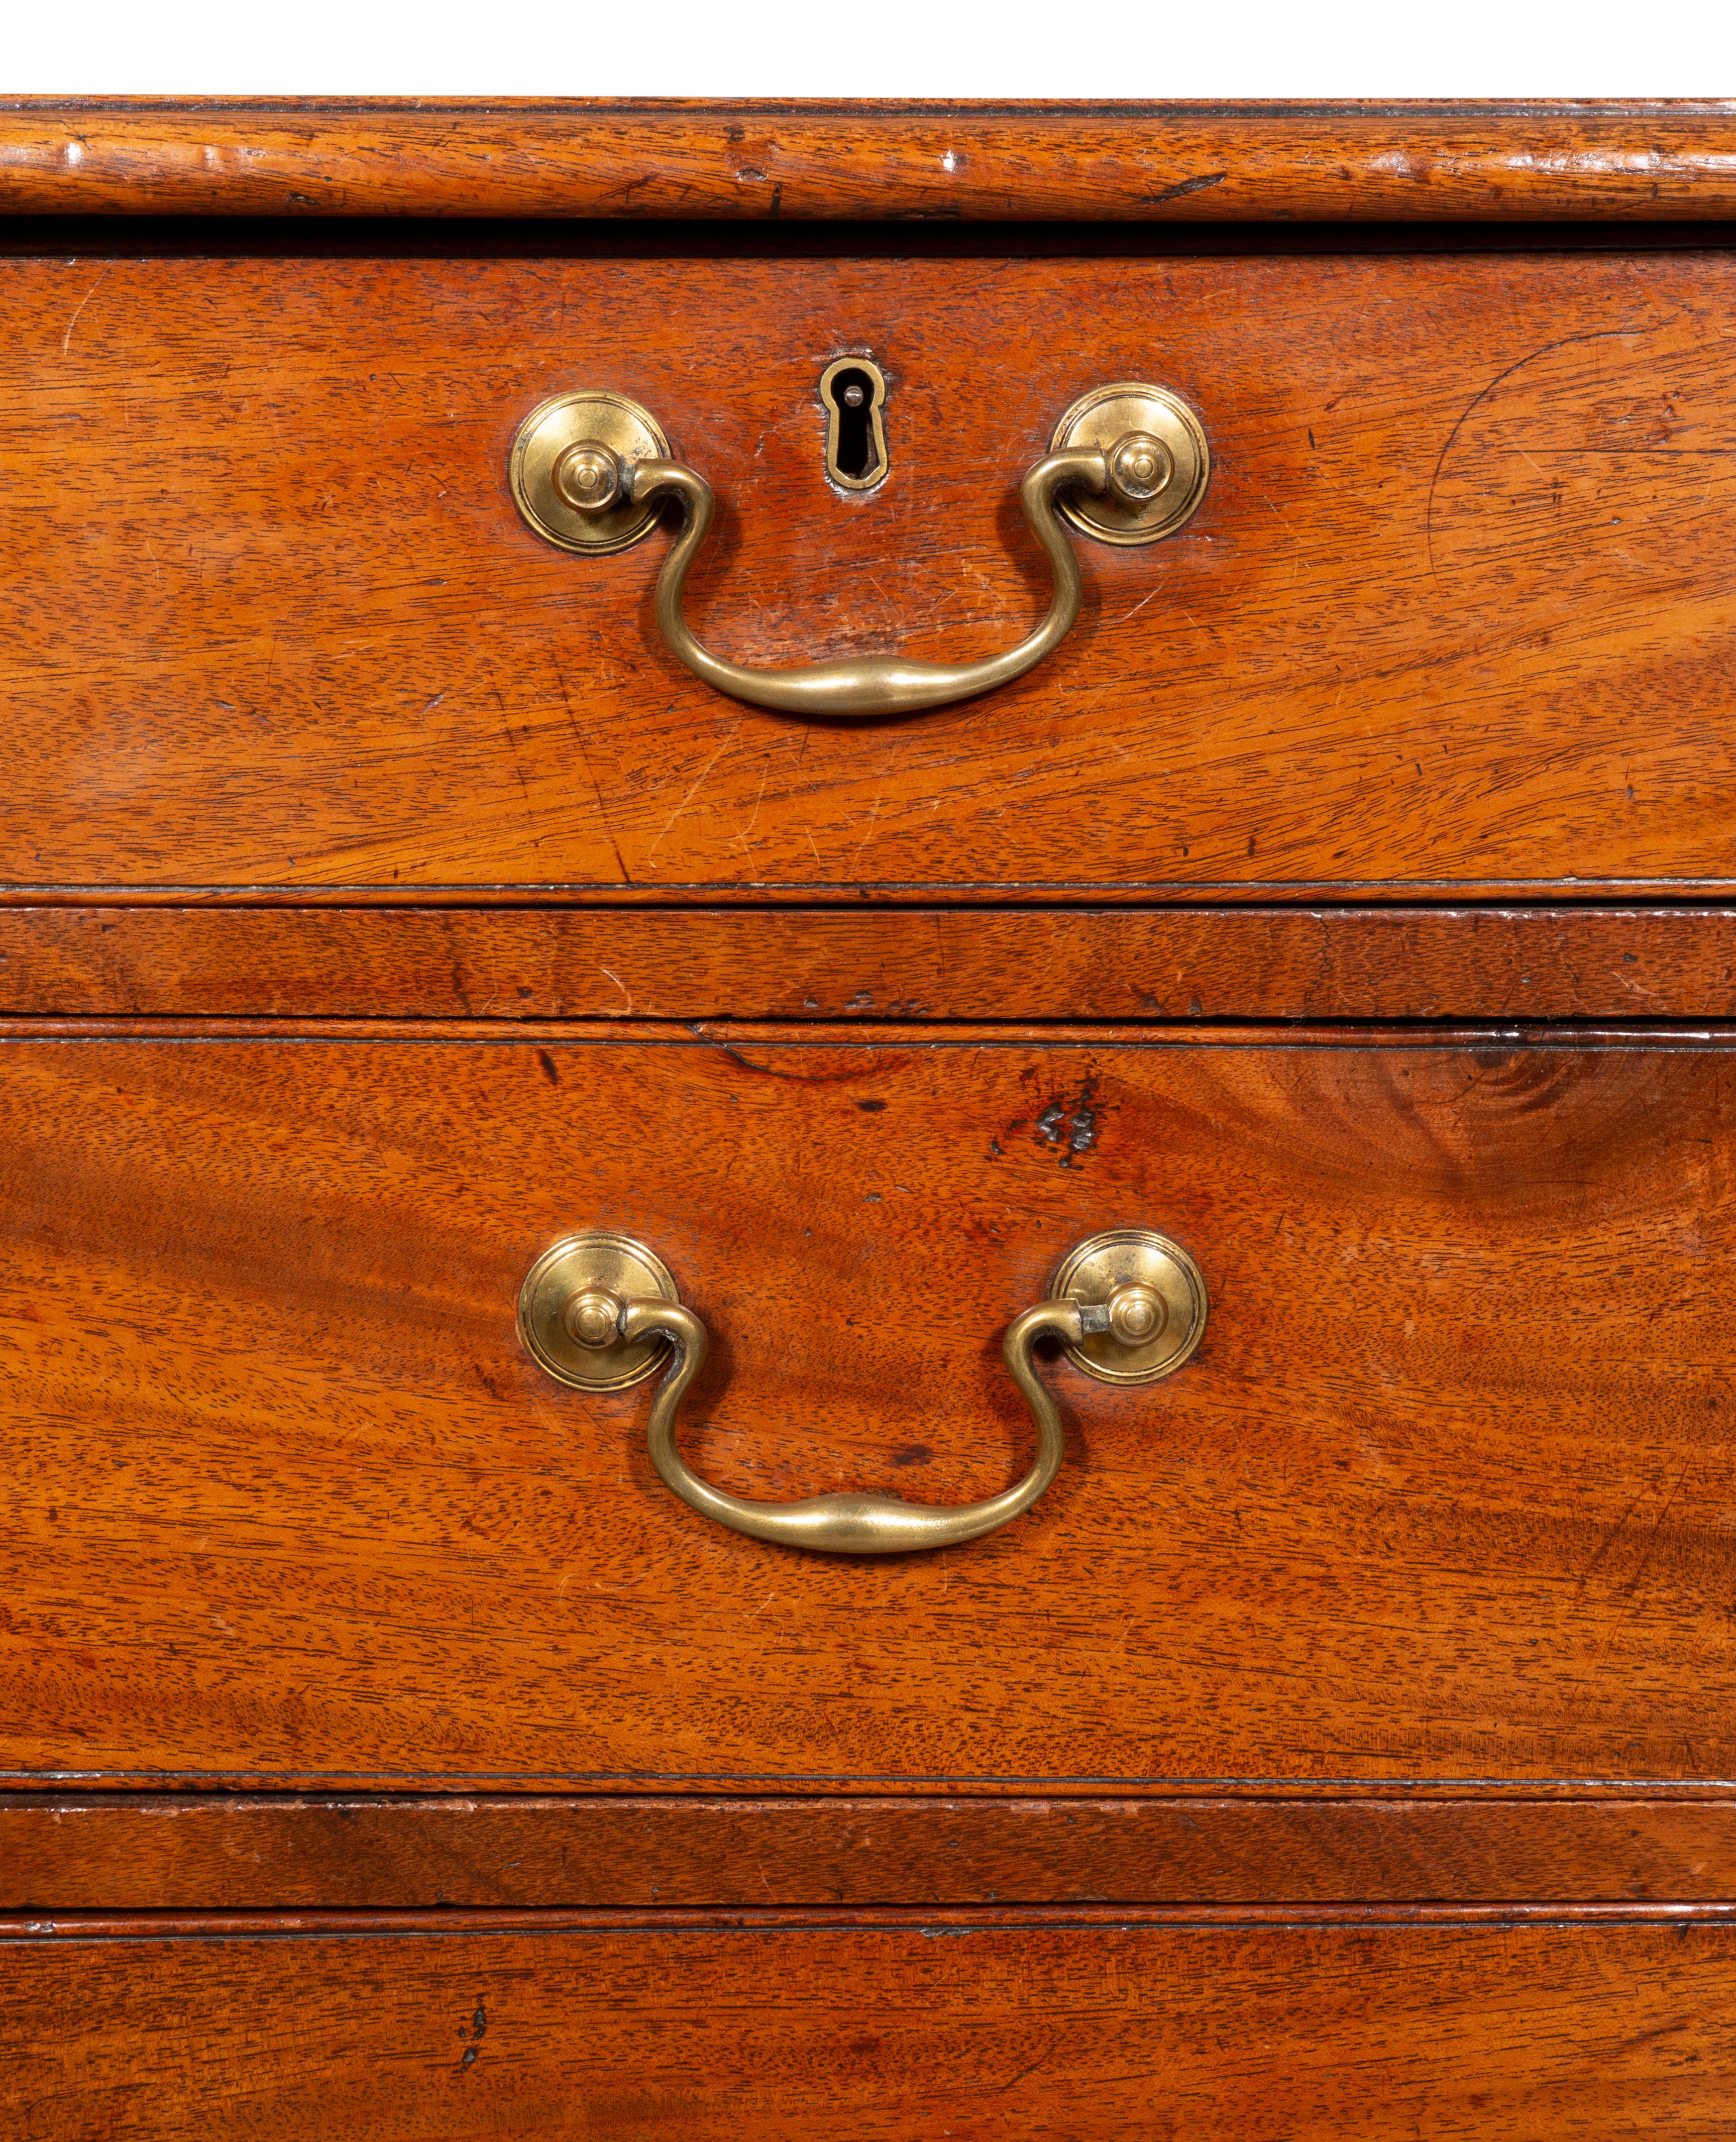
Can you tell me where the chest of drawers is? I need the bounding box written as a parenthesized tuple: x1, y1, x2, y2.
(5, 97, 1736, 2138)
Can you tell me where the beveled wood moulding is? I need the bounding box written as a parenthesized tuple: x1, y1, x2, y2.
(3, 100, 1736, 222)
(8, 1794, 1736, 1909)
(8, 1916, 1736, 2141)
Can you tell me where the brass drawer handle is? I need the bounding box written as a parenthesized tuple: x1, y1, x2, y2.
(519, 1227, 1207, 1556)
(509, 383, 1209, 720)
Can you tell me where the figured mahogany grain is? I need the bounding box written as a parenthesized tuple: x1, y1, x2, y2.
(2, 100, 1735, 222)
(2, 905, 1734, 1021)
(7, 1793, 1736, 1908)
(4, 247, 1735, 893)
(2, 1027, 1735, 1787)
(7, 1915, 1735, 2138)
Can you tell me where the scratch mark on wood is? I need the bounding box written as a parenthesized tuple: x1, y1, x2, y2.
(60, 263, 110, 355)
(1424, 327, 1642, 575)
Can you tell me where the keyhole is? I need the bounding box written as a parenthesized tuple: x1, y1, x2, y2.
(829, 368, 875, 478)
(819, 357, 888, 491)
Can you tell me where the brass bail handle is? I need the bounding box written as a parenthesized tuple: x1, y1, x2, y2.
(508, 383, 1210, 720)
(518, 1228, 1208, 1557)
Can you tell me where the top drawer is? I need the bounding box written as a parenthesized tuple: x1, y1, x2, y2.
(3, 236, 1734, 896)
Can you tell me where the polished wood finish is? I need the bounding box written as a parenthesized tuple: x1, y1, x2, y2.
(3, 101, 1736, 222)
(8, 1913, 1736, 2138)
(2, 905, 1735, 1021)
(11, 1902, 1730, 1929)
(7, 103, 1734, 2114)
(8, 1793, 1736, 1908)
(3, 1027, 1734, 1787)
(6, 246, 1736, 894)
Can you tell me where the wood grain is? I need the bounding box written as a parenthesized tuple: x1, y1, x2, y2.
(2, 905, 1735, 1021)
(11, 1903, 1732, 1928)
(4, 247, 1736, 893)
(4, 101, 1727, 2107)
(2, 100, 1736, 222)
(8, 1793, 1736, 1908)
(3, 1027, 1735, 1787)
(8, 1915, 1736, 2138)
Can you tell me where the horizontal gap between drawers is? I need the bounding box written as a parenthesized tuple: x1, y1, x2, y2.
(9, 885, 1736, 907)
(10, 1904, 1736, 1944)
(9, 1778, 1736, 1797)
(1, 1017, 1735, 1047)
(4, 219, 1736, 261)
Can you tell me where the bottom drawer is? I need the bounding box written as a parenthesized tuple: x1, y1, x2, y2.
(6, 1910, 1730, 2139)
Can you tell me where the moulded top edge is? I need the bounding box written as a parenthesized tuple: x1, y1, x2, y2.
(1, 100, 1734, 223)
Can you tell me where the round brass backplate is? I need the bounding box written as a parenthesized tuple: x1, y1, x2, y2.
(508, 390, 671, 556)
(1049, 382, 1211, 546)
(517, 1230, 681, 1391)
(1050, 1228, 1209, 1386)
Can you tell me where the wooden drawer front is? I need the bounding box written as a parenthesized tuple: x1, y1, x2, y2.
(7, 1794, 1736, 1910)
(2, 1027, 1732, 1788)
(8, 1914, 1734, 2139)
(2, 247, 1734, 896)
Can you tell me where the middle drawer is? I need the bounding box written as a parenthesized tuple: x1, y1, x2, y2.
(0, 1025, 1728, 1788)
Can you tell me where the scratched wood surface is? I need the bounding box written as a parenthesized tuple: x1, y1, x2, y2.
(3, 1027, 1734, 1787)
(8, 1913, 1736, 2138)
(3, 100, 1736, 221)
(2, 905, 1734, 1020)
(3, 248, 1736, 893)
(8, 1794, 1736, 1908)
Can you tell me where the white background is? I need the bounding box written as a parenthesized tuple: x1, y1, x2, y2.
(2, 0, 1733, 98)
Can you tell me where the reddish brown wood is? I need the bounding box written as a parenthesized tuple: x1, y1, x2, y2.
(8, 1793, 1736, 1908)
(9, 1904, 1732, 1929)
(2, 1027, 1735, 1788)
(7, 1915, 1736, 2138)
(0, 1014, 1716, 1044)
(2, 905, 1735, 1021)
(10, 883, 1736, 907)
(2, 100, 1735, 222)
(3, 101, 1729, 2111)
(4, 247, 1736, 894)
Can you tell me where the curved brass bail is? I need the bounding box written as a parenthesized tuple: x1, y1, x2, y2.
(518, 1226, 1208, 1559)
(510, 382, 1208, 719)
(623, 447, 1113, 719)
(619, 1297, 1082, 1554)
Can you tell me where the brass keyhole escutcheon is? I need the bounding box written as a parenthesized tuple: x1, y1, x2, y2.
(819, 356, 889, 491)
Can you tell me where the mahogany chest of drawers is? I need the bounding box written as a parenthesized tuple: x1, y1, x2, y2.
(5, 96, 1736, 2137)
